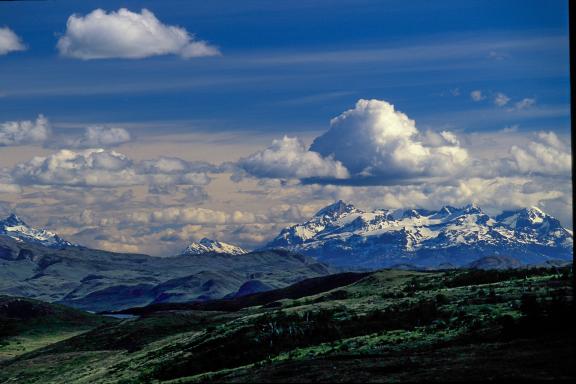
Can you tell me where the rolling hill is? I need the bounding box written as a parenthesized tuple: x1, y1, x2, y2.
(0, 265, 572, 383)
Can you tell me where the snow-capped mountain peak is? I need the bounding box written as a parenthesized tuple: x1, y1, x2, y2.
(314, 200, 357, 218)
(182, 238, 247, 256)
(497, 207, 552, 228)
(0, 214, 74, 249)
(266, 201, 572, 269)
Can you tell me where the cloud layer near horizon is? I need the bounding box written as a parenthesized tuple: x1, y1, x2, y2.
(0, 100, 571, 255)
(236, 99, 571, 186)
(57, 8, 220, 60)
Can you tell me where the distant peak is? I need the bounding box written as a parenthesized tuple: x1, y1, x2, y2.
(1, 213, 26, 226)
(0, 214, 73, 249)
(183, 238, 247, 256)
(314, 200, 356, 217)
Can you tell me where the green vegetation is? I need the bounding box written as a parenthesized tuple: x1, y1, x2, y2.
(0, 266, 573, 383)
(0, 295, 114, 362)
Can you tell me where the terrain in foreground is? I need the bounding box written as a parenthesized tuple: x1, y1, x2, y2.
(0, 266, 573, 383)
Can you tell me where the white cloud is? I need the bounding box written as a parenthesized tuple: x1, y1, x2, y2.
(11, 149, 215, 188)
(470, 90, 485, 101)
(67, 126, 131, 148)
(237, 136, 350, 180)
(57, 8, 220, 60)
(506, 131, 571, 176)
(494, 92, 510, 107)
(13, 149, 139, 187)
(0, 115, 51, 146)
(513, 98, 536, 110)
(0, 27, 26, 55)
(310, 99, 469, 180)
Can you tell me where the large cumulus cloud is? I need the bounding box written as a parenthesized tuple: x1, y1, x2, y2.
(235, 100, 469, 184)
(0, 115, 51, 146)
(310, 99, 469, 179)
(57, 8, 220, 60)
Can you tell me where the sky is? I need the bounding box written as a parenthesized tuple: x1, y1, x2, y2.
(0, 0, 572, 255)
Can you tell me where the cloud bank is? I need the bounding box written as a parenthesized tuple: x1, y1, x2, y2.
(0, 27, 26, 55)
(0, 115, 51, 146)
(57, 8, 220, 60)
(506, 131, 571, 176)
(11, 149, 214, 188)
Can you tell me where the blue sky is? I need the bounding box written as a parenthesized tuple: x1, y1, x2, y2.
(0, 0, 570, 133)
(0, 1, 572, 255)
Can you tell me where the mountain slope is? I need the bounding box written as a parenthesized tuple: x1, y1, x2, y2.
(266, 201, 573, 268)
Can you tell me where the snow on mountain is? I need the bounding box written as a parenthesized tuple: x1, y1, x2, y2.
(266, 201, 573, 269)
(0, 214, 74, 249)
(182, 238, 247, 256)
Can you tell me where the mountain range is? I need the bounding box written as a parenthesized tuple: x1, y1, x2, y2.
(265, 201, 573, 269)
(0, 202, 572, 312)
